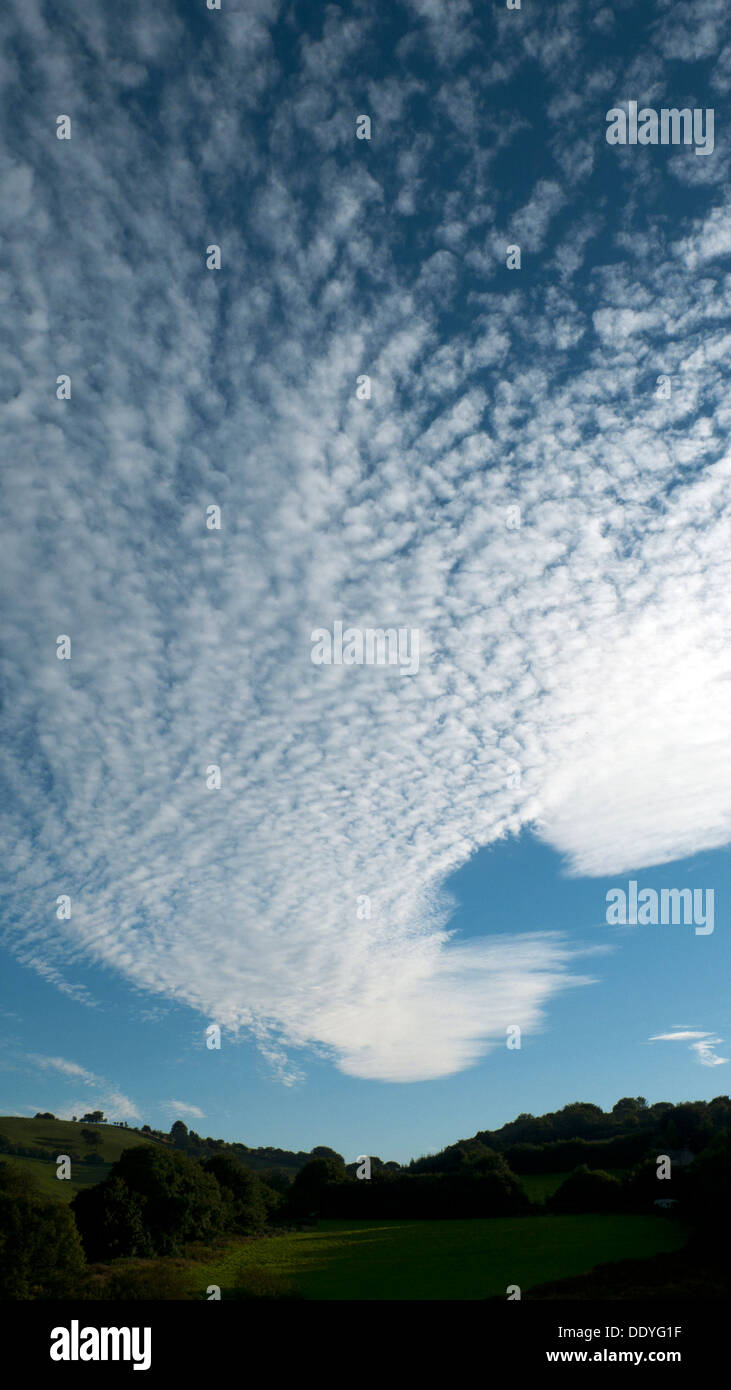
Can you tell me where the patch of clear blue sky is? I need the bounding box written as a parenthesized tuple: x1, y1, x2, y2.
(3, 832, 728, 1164)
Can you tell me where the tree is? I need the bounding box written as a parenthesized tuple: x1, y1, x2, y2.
(261, 1169, 290, 1197)
(549, 1166, 623, 1213)
(202, 1155, 268, 1232)
(686, 1130, 731, 1233)
(34, 1112, 55, 1119)
(659, 1102, 712, 1152)
(553, 1103, 605, 1139)
(81, 1110, 105, 1123)
(287, 1158, 344, 1216)
(707, 1097, 731, 1132)
(612, 1097, 647, 1125)
(73, 1176, 149, 1260)
(0, 1161, 86, 1298)
(170, 1120, 189, 1150)
(73, 1146, 225, 1259)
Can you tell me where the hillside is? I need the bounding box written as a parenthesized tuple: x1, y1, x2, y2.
(0, 1115, 316, 1200)
(0, 1116, 159, 1201)
(4, 1094, 731, 1205)
(408, 1095, 731, 1177)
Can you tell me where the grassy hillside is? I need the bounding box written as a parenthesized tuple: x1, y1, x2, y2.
(0, 1116, 158, 1201)
(189, 1214, 689, 1300)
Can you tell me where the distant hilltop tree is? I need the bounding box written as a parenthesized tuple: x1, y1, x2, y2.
(81, 1111, 105, 1124)
(612, 1097, 648, 1123)
(170, 1120, 189, 1149)
(34, 1112, 55, 1120)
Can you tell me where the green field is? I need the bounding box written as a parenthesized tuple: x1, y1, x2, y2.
(518, 1172, 572, 1201)
(0, 1115, 157, 1201)
(190, 1215, 689, 1300)
(519, 1170, 628, 1202)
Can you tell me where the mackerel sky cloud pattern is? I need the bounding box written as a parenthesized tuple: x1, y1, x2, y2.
(1, 0, 730, 1083)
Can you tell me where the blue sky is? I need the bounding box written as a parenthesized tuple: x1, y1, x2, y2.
(1, 0, 731, 1164)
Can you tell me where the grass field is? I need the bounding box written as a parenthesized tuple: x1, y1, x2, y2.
(0, 1115, 157, 1201)
(190, 1215, 689, 1300)
(519, 1170, 628, 1202)
(518, 1172, 572, 1201)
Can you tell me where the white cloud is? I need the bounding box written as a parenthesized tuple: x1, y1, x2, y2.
(2, 0, 731, 1084)
(652, 0, 728, 61)
(673, 203, 731, 269)
(649, 1030, 729, 1067)
(166, 1101, 205, 1120)
(26, 1056, 141, 1118)
(650, 1031, 711, 1042)
(691, 1039, 729, 1067)
(29, 1056, 97, 1084)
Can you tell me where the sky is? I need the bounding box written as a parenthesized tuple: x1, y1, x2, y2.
(1, 0, 730, 1165)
